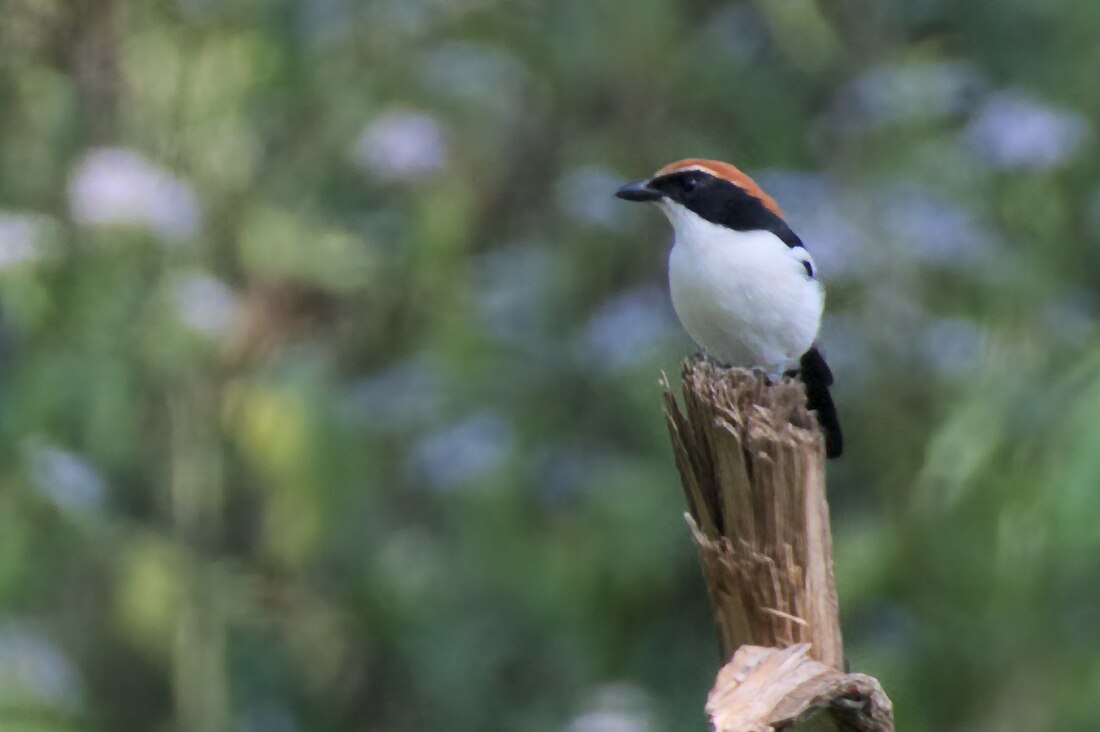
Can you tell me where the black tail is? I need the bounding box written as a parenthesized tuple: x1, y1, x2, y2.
(799, 346, 843, 459)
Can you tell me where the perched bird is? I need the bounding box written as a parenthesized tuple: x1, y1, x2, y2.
(616, 158, 842, 458)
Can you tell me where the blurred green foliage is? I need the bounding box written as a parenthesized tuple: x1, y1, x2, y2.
(2, 0, 1100, 730)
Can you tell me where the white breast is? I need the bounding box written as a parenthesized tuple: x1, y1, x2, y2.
(661, 201, 824, 373)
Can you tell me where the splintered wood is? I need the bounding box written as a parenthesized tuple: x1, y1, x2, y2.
(663, 358, 842, 668)
(707, 645, 893, 732)
(662, 358, 893, 731)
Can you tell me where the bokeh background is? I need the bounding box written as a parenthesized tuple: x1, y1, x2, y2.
(3, 0, 1100, 730)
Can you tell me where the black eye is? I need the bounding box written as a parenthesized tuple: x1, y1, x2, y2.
(681, 177, 698, 194)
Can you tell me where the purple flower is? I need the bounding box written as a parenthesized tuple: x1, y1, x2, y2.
(874, 184, 998, 266)
(578, 288, 680, 372)
(966, 91, 1090, 170)
(27, 444, 106, 515)
(0, 623, 82, 709)
(408, 410, 515, 491)
(68, 148, 202, 242)
(345, 355, 445, 429)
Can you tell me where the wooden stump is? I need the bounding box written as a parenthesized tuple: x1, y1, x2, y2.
(662, 358, 892, 731)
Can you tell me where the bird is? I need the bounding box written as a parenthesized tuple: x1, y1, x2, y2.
(616, 158, 842, 458)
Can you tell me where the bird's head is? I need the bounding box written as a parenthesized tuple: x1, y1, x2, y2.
(615, 158, 784, 234)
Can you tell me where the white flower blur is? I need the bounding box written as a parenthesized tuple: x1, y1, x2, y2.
(353, 112, 448, 182)
(420, 42, 527, 107)
(700, 3, 771, 65)
(844, 62, 985, 130)
(579, 287, 681, 372)
(0, 623, 82, 710)
(0, 212, 52, 270)
(346, 354, 445, 429)
(475, 244, 559, 345)
(173, 274, 240, 339)
(563, 684, 654, 732)
(27, 444, 107, 515)
(68, 148, 202, 242)
(922, 317, 984, 377)
(558, 167, 629, 229)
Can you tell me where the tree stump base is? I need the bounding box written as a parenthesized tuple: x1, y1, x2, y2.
(707, 645, 893, 732)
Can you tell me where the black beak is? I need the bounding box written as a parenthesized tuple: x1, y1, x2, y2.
(615, 179, 661, 202)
